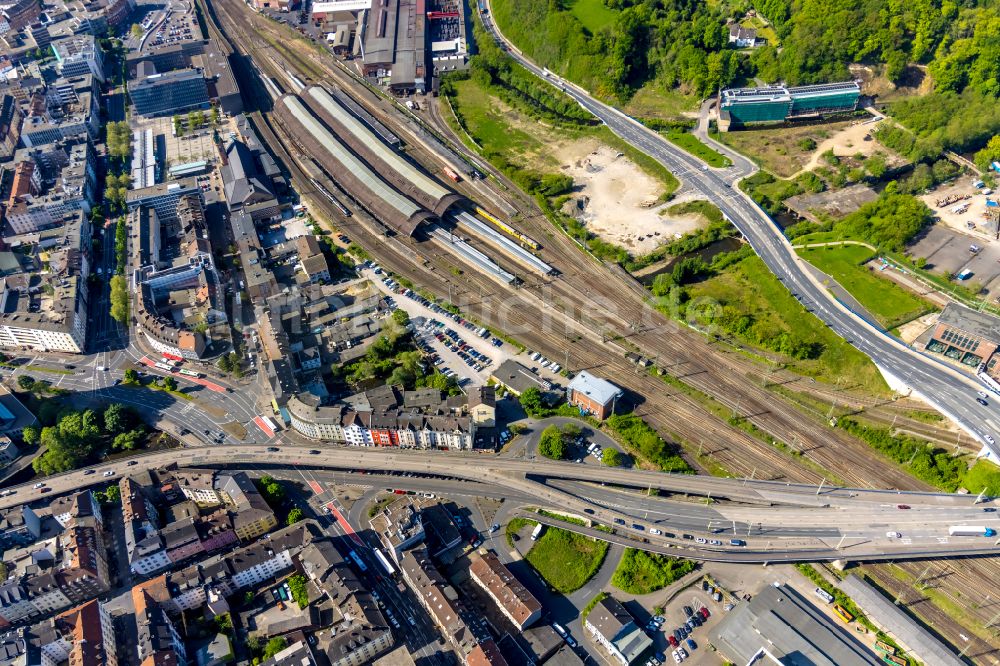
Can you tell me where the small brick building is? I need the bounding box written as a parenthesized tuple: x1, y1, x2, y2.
(566, 371, 622, 420)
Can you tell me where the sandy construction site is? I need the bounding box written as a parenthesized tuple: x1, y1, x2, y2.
(555, 139, 705, 254)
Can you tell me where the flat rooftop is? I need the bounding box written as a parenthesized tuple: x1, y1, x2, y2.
(936, 302, 1000, 345)
(838, 575, 965, 666)
(721, 81, 860, 104)
(708, 584, 879, 666)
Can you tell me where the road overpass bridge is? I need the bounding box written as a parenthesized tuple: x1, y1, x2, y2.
(7, 445, 1000, 563)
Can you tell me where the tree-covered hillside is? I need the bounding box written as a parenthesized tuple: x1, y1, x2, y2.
(493, 0, 998, 99)
(491, 0, 1000, 151)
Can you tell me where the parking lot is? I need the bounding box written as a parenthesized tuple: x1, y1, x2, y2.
(907, 223, 1000, 299)
(144, 0, 200, 50)
(640, 578, 727, 665)
(412, 316, 497, 386)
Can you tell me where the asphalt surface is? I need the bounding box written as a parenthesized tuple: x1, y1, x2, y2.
(11, 444, 1000, 562)
(477, 3, 1000, 461)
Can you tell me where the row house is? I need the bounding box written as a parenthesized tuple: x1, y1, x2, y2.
(134, 521, 318, 617)
(286, 386, 496, 450)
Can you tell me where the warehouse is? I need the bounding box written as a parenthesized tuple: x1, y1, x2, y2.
(302, 85, 461, 217)
(709, 584, 878, 666)
(274, 95, 433, 235)
(362, 0, 427, 93)
(717, 81, 860, 130)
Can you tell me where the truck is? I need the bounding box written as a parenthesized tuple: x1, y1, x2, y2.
(531, 523, 544, 541)
(443, 167, 461, 183)
(948, 525, 997, 537)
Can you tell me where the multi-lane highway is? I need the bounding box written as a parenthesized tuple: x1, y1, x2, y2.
(477, 3, 1000, 461)
(9, 444, 1000, 562)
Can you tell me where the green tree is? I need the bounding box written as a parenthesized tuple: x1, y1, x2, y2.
(215, 613, 233, 633)
(173, 115, 184, 137)
(538, 425, 568, 460)
(113, 429, 144, 451)
(974, 135, 1000, 172)
(225, 352, 243, 378)
(161, 376, 178, 392)
(391, 309, 411, 327)
(262, 637, 288, 661)
(287, 574, 309, 608)
(286, 507, 304, 525)
(101, 484, 121, 504)
(130, 23, 143, 40)
(865, 152, 888, 178)
(31, 409, 101, 475)
(519, 387, 544, 416)
(123, 368, 139, 385)
(21, 424, 39, 446)
(210, 105, 220, 125)
(103, 403, 129, 435)
(602, 448, 623, 466)
(110, 275, 129, 323)
(16, 375, 35, 391)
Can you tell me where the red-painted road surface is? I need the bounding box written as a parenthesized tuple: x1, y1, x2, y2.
(328, 503, 364, 547)
(253, 416, 276, 438)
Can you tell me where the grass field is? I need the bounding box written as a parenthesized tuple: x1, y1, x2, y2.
(446, 76, 678, 195)
(525, 525, 609, 593)
(962, 459, 1000, 495)
(665, 130, 731, 167)
(570, 0, 618, 33)
(624, 85, 700, 120)
(686, 255, 888, 394)
(713, 120, 855, 177)
(611, 549, 696, 595)
(447, 78, 554, 164)
(798, 245, 937, 328)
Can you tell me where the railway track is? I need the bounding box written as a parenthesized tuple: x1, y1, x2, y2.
(201, 1, 1000, 651)
(205, 0, 935, 490)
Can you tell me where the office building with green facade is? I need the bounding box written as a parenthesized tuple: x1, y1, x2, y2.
(718, 81, 861, 130)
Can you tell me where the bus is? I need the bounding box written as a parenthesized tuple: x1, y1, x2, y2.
(373, 549, 396, 576)
(153, 362, 176, 372)
(160, 357, 180, 367)
(832, 604, 854, 623)
(177, 368, 202, 378)
(261, 416, 278, 433)
(348, 550, 368, 572)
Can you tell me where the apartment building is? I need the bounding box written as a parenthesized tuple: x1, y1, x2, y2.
(468, 551, 542, 631)
(287, 385, 495, 450)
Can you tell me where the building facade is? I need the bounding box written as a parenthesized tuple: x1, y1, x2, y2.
(129, 66, 210, 117)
